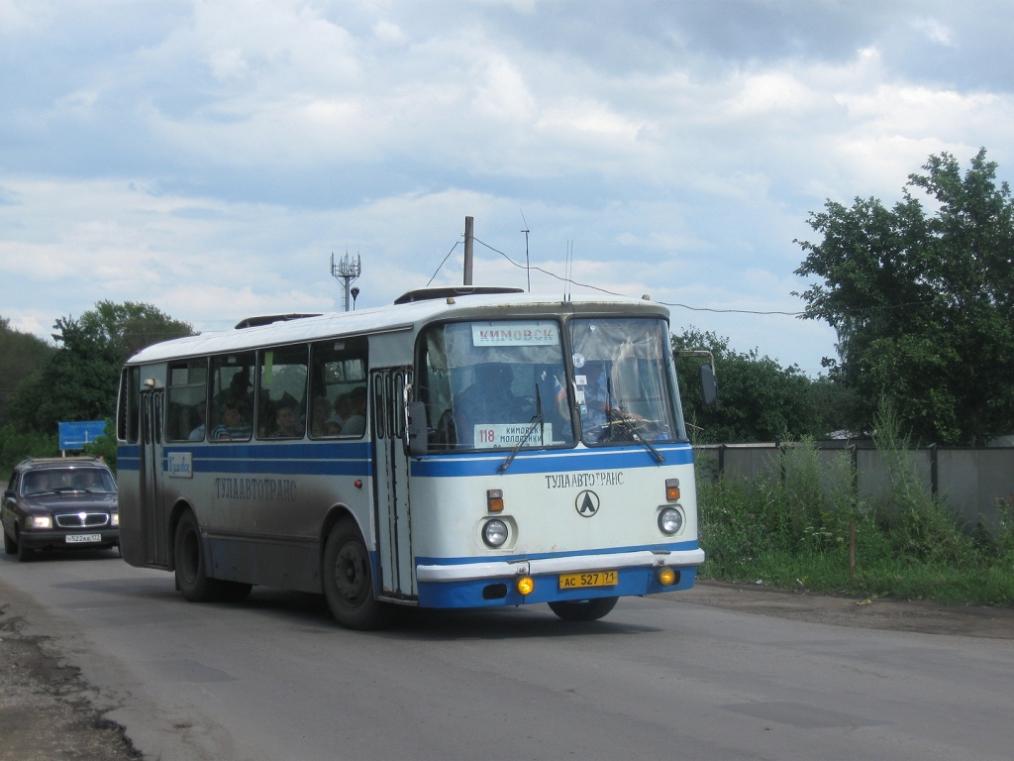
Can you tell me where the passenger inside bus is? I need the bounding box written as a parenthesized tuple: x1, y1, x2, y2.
(269, 399, 304, 438)
(211, 399, 251, 440)
(340, 386, 368, 436)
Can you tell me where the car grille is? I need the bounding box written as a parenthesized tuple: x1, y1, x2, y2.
(55, 512, 110, 528)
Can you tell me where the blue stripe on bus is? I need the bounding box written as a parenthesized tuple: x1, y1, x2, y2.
(173, 458, 371, 477)
(162, 442, 372, 459)
(411, 444, 694, 477)
(117, 443, 371, 476)
(416, 539, 699, 567)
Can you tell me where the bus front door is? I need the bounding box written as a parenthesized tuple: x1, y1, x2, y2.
(139, 389, 169, 566)
(371, 367, 415, 599)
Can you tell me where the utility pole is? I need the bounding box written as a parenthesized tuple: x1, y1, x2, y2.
(330, 251, 362, 312)
(521, 215, 531, 292)
(463, 216, 474, 285)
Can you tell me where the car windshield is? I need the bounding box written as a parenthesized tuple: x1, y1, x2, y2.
(419, 319, 575, 451)
(22, 468, 116, 495)
(568, 317, 686, 446)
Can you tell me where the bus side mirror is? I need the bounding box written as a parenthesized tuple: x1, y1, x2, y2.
(407, 401, 429, 456)
(699, 364, 718, 407)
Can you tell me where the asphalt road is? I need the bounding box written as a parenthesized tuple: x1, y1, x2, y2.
(2, 550, 1013, 761)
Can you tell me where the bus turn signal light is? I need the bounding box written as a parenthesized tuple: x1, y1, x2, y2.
(516, 576, 535, 596)
(487, 489, 504, 513)
(665, 478, 680, 502)
(658, 568, 677, 586)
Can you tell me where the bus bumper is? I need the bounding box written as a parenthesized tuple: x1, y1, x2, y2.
(415, 547, 704, 609)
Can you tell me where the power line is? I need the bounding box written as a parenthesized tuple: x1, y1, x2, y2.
(472, 237, 937, 318)
(474, 237, 806, 315)
(426, 241, 461, 287)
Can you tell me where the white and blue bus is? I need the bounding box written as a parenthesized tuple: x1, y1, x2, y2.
(116, 287, 707, 628)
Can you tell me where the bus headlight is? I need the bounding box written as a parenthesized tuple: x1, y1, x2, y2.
(657, 507, 683, 536)
(482, 519, 509, 548)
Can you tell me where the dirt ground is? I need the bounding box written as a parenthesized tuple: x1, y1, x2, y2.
(0, 605, 140, 761)
(1, 583, 1011, 761)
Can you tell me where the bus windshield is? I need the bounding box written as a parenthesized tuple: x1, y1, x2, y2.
(568, 317, 684, 445)
(419, 320, 575, 451)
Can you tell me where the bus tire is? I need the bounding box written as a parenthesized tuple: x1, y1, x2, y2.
(322, 519, 391, 630)
(174, 512, 217, 602)
(548, 596, 618, 622)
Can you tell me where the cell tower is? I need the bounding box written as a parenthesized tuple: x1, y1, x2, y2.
(330, 251, 362, 312)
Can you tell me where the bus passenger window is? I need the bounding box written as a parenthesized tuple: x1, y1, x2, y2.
(308, 337, 368, 438)
(257, 345, 308, 439)
(209, 353, 254, 442)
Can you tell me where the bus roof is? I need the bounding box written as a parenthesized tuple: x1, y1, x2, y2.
(125, 291, 669, 365)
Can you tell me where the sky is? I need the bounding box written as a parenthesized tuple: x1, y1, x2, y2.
(2, 0, 1013, 377)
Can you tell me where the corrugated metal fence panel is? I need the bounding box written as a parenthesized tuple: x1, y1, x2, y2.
(696, 444, 1013, 531)
(855, 448, 933, 508)
(723, 447, 780, 482)
(938, 449, 1014, 530)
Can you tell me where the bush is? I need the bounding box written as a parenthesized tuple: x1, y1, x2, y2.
(698, 431, 1014, 606)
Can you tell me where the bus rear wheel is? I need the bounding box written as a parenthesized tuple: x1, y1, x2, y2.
(322, 519, 391, 630)
(174, 512, 218, 602)
(548, 596, 618, 622)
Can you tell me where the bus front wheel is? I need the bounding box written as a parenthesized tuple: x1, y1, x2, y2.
(548, 596, 618, 622)
(322, 520, 392, 630)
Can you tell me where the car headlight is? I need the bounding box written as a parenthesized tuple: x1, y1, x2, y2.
(29, 515, 53, 529)
(111, 512, 119, 527)
(482, 519, 509, 548)
(657, 506, 683, 536)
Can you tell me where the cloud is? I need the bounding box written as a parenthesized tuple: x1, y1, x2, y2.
(3, 0, 1014, 378)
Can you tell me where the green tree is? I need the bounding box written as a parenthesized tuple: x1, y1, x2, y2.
(795, 149, 1014, 444)
(0, 318, 54, 426)
(8, 301, 194, 433)
(672, 327, 848, 443)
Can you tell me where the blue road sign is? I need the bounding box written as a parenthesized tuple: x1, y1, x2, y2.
(58, 420, 108, 451)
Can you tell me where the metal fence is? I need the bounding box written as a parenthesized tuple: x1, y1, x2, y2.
(695, 443, 1014, 530)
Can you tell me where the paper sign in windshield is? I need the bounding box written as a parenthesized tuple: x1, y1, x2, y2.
(471, 322, 559, 347)
(474, 423, 555, 449)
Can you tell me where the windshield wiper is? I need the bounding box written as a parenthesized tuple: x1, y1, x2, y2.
(498, 384, 544, 474)
(605, 374, 664, 464)
(612, 412, 664, 464)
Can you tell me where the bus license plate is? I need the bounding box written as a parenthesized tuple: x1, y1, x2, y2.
(66, 534, 102, 544)
(559, 570, 618, 589)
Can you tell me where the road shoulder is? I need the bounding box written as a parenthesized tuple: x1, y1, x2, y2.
(680, 580, 1014, 640)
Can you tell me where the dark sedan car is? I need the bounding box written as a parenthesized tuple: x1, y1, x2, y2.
(2, 456, 119, 561)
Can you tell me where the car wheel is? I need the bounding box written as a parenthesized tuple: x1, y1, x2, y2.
(16, 530, 33, 562)
(173, 512, 217, 601)
(3, 525, 16, 555)
(322, 519, 392, 630)
(548, 596, 619, 622)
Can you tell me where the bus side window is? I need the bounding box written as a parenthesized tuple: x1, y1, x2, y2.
(308, 337, 368, 439)
(209, 353, 254, 442)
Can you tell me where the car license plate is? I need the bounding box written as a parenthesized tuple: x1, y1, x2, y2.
(559, 570, 618, 589)
(65, 534, 102, 544)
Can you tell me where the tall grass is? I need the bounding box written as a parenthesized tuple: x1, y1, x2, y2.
(698, 411, 1014, 606)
